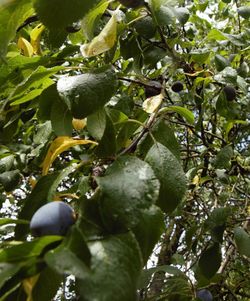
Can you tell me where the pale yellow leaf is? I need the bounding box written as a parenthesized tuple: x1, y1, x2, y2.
(17, 37, 33, 57)
(72, 118, 87, 131)
(142, 94, 163, 113)
(42, 136, 98, 175)
(23, 274, 40, 301)
(80, 14, 117, 57)
(30, 23, 45, 55)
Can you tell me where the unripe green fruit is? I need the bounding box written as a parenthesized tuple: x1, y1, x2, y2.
(30, 201, 76, 237)
(171, 81, 184, 93)
(118, 0, 144, 8)
(214, 54, 229, 71)
(223, 85, 236, 101)
(134, 16, 156, 39)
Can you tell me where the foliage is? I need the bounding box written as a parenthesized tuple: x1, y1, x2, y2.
(0, 0, 249, 300)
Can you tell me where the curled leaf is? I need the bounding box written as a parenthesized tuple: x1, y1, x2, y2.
(42, 136, 97, 175)
(30, 23, 45, 55)
(80, 14, 117, 57)
(142, 94, 163, 113)
(17, 37, 33, 57)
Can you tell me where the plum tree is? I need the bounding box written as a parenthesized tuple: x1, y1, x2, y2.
(223, 85, 236, 101)
(118, 0, 144, 8)
(0, 1, 249, 300)
(196, 289, 213, 301)
(30, 201, 76, 237)
(171, 81, 184, 93)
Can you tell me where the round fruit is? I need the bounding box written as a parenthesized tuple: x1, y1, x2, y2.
(30, 201, 76, 237)
(196, 289, 213, 301)
(134, 16, 156, 39)
(223, 85, 236, 101)
(145, 81, 162, 98)
(118, 0, 144, 8)
(171, 81, 184, 93)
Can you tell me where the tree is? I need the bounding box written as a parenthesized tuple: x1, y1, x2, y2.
(0, 0, 249, 300)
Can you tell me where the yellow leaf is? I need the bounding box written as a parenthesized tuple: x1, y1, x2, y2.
(72, 118, 87, 131)
(192, 175, 200, 186)
(23, 274, 40, 301)
(80, 14, 117, 58)
(41, 136, 98, 175)
(30, 23, 45, 55)
(17, 37, 33, 57)
(142, 94, 163, 113)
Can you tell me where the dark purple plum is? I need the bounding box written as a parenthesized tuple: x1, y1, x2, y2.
(196, 289, 213, 301)
(30, 201, 76, 237)
(223, 85, 236, 101)
(171, 81, 184, 93)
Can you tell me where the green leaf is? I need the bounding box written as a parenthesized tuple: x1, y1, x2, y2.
(138, 265, 184, 290)
(87, 109, 106, 140)
(0, 263, 21, 290)
(206, 29, 227, 41)
(33, 121, 52, 145)
(150, 0, 176, 25)
(9, 66, 63, 106)
(47, 164, 78, 202)
(139, 119, 181, 160)
(0, 154, 15, 173)
(214, 67, 238, 85)
(116, 108, 147, 149)
(163, 275, 193, 300)
(145, 143, 187, 213)
(238, 6, 250, 19)
(205, 207, 231, 243)
(214, 54, 230, 71)
(107, 108, 129, 128)
(234, 227, 250, 257)
(0, 170, 21, 192)
(161, 106, 195, 124)
(0, 0, 33, 58)
(87, 109, 117, 157)
(45, 227, 91, 279)
(57, 66, 117, 119)
(213, 145, 234, 169)
(198, 243, 222, 279)
(94, 110, 117, 158)
(50, 97, 73, 136)
(0, 236, 62, 263)
(33, 0, 101, 29)
(190, 49, 210, 64)
(31, 267, 63, 301)
(82, 0, 109, 40)
(224, 120, 248, 142)
(76, 232, 143, 301)
(97, 156, 160, 230)
(38, 84, 59, 121)
(132, 205, 165, 264)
